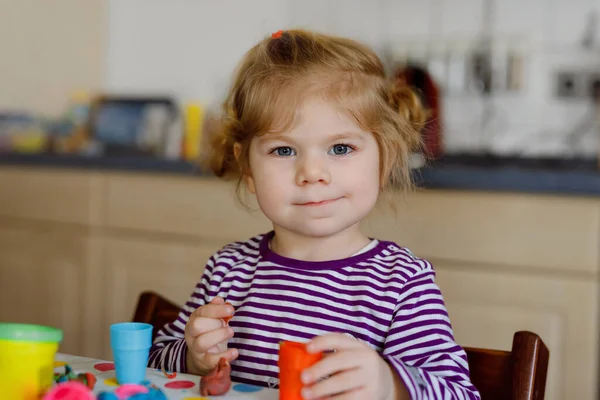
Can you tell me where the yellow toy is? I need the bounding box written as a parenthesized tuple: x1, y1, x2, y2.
(0, 323, 63, 400)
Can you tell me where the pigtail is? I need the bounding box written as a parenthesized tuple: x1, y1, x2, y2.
(388, 81, 427, 153)
(208, 134, 233, 178)
(207, 109, 240, 179)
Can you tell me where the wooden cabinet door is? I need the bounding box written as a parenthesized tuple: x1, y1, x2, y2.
(0, 220, 88, 355)
(105, 174, 271, 240)
(363, 190, 600, 274)
(0, 167, 104, 226)
(91, 235, 222, 360)
(434, 266, 598, 400)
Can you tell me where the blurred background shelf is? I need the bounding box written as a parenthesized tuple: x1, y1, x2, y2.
(3, 152, 600, 197)
(0, 153, 202, 175)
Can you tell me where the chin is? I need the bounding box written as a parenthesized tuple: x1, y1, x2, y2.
(281, 218, 359, 239)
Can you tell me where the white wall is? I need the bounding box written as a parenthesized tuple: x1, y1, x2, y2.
(0, 0, 107, 116)
(106, 0, 287, 107)
(106, 0, 600, 157)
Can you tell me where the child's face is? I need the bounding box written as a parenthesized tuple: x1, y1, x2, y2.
(246, 96, 380, 239)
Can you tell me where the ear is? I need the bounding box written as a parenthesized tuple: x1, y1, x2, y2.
(233, 143, 256, 194)
(233, 142, 242, 161)
(246, 175, 256, 194)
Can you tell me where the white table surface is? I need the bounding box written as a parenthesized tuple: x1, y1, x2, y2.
(55, 353, 278, 399)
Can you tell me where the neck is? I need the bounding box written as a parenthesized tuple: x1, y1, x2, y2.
(270, 224, 371, 261)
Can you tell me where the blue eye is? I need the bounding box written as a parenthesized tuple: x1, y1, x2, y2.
(329, 144, 353, 156)
(272, 146, 296, 157)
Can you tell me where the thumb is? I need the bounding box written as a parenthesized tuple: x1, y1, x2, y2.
(210, 296, 225, 305)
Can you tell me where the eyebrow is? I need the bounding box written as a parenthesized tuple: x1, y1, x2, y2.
(328, 131, 367, 142)
(259, 131, 367, 145)
(257, 134, 294, 145)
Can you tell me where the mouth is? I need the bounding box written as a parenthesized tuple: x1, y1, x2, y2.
(296, 198, 342, 207)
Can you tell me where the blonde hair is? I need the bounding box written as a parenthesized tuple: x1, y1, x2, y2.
(209, 29, 426, 200)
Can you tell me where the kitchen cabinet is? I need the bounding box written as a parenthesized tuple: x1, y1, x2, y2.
(87, 235, 214, 358)
(363, 190, 600, 400)
(436, 266, 597, 400)
(0, 219, 88, 355)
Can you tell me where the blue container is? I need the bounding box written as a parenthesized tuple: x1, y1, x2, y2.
(110, 322, 152, 384)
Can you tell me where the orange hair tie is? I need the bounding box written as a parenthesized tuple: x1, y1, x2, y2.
(271, 30, 284, 39)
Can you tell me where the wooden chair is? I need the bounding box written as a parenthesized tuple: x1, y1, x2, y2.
(133, 292, 550, 399)
(464, 331, 549, 400)
(133, 291, 181, 341)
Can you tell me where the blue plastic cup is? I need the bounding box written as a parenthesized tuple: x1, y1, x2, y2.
(110, 322, 152, 384)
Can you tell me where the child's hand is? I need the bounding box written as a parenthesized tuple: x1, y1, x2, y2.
(184, 297, 238, 376)
(300, 333, 407, 400)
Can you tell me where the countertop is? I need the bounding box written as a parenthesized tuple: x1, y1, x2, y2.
(1, 152, 599, 197)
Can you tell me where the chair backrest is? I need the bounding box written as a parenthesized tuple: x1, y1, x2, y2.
(464, 331, 549, 400)
(133, 291, 181, 341)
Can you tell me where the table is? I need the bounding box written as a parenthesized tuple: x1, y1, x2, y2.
(55, 353, 279, 399)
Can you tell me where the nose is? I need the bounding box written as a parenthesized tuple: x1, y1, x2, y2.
(295, 154, 331, 186)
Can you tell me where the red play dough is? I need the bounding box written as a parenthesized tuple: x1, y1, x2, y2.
(93, 362, 115, 372)
(223, 302, 234, 324)
(200, 357, 231, 396)
(164, 380, 195, 389)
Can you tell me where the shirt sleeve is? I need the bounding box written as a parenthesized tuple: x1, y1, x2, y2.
(147, 254, 217, 373)
(382, 264, 481, 400)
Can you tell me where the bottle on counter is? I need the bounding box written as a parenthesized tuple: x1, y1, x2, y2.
(54, 90, 93, 154)
(182, 102, 205, 161)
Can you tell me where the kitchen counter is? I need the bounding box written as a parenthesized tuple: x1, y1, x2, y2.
(1, 152, 599, 197)
(0, 152, 204, 175)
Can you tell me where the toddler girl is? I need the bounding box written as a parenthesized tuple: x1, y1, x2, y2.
(149, 29, 480, 400)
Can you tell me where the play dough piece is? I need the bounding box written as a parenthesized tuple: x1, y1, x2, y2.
(162, 367, 177, 379)
(200, 357, 232, 396)
(223, 302, 234, 324)
(42, 381, 95, 400)
(97, 393, 119, 400)
(104, 378, 119, 386)
(114, 383, 149, 399)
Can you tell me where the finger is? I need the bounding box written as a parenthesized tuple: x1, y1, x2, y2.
(186, 315, 225, 337)
(193, 303, 235, 321)
(326, 387, 368, 400)
(204, 347, 239, 366)
(192, 348, 239, 374)
(191, 326, 234, 354)
(301, 368, 363, 400)
(302, 351, 361, 385)
(210, 296, 225, 305)
(306, 333, 362, 354)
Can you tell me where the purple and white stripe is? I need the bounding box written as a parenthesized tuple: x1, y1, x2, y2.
(148, 232, 480, 399)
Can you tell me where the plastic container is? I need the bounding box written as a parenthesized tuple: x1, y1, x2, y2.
(0, 322, 63, 400)
(110, 322, 153, 384)
(278, 341, 322, 400)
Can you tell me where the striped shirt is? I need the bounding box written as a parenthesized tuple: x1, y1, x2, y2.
(149, 232, 480, 399)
